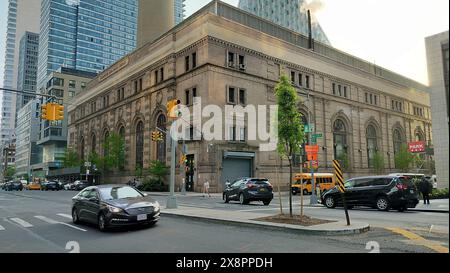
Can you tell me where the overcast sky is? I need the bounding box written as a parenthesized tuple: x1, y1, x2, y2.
(0, 0, 448, 88)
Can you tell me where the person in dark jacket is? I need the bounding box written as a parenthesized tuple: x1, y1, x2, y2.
(419, 177, 433, 205)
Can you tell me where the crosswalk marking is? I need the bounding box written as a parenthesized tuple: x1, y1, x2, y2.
(34, 216, 59, 224)
(57, 213, 72, 220)
(34, 215, 87, 232)
(0, 225, 5, 231)
(10, 218, 33, 228)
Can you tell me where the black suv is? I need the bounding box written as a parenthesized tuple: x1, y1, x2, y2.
(321, 175, 419, 212)
(223, 178, 273, 205)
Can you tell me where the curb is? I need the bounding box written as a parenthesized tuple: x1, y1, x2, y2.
(160, 211, 370, 236)
(409, 209, 449, 214)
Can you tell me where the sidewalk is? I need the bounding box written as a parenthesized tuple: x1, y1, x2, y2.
(410, 199, 449, 213)
(159, 205, 370, 235)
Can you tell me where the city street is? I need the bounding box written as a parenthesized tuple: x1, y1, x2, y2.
(0, 190, 448, 253)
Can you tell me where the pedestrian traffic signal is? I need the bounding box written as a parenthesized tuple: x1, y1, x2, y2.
(167, 99, 181, 119)
(55, 104, 64, 121)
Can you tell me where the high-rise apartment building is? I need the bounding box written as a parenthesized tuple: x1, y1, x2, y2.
(0, 0, 42, 145)
(238, 0, 331, 45)
(37, 0, 139, 88)
(426, 31, 449, 189)
(137, 0, 186, 47)
(16, 32, 39, 113)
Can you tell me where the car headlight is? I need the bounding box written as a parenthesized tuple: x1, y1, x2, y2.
(106, 204, 123, 213)
(153, 201, 160, 211)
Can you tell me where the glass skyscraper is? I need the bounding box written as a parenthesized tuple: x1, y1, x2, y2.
(16, 32, 39, 113)
(238, 0, 331, 45)
(37, 0, 138, 88)
(174, 0, 186, 25)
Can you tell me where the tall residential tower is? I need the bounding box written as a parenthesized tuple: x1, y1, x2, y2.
(0, 0, 42, 144)
(238, 0, 331, 45)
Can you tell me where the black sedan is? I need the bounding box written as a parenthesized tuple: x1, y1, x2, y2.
(73, 180, 90, 191)
(223, 178, 273, 205)
(41, 181, 61, 191)
(71, 185, 160, 231)
(4, 181, 23, 191)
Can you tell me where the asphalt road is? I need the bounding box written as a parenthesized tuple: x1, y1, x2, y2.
(0, 190, 448, 253)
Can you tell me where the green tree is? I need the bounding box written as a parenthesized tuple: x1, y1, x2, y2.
(103, 133, 125, 170)
(394, 144, 415, 172)
(337, 152, 351, 172)
(62, 148, 80, 168)
(275, 74, 305, 217)
(373, 151, 385, 174)
(148, 160, 168, 183)
(5, 166, 15, 178)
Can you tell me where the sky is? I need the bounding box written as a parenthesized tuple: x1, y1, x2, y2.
(0, 0, 448, 88)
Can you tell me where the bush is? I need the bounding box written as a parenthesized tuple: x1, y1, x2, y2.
(138, 178, 168, 192)
(430, 188, 449, 200)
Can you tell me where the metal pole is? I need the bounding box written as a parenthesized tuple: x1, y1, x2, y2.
(308, 91, 318, 205)
(166, 135, 178, 208)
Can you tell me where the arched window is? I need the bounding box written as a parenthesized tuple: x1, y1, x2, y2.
(135, 121, 144, 168)
(91, 134, 96, 154)
(103, 131, 110, 157)
(415, 130, 425, 142)
(393, 128, 404, 155)
(156, 114, 166, 163)
(366, 125, 378, 168)
(333, 119, 347, 160)
(80, 137, 85, 161)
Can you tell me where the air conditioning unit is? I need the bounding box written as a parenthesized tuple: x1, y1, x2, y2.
(239, 64, 246, 70)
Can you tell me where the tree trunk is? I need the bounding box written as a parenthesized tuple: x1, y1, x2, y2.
(289, 158, 293, 217)
(276, 157, 283, 215)
(300, 157, 304, 217)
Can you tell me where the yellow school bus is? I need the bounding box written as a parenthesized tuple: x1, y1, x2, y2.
(291, 173, 335, 195)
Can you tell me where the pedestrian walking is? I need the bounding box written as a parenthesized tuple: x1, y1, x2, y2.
(419, 177, 433, 205)
(203, 179, 211, 197)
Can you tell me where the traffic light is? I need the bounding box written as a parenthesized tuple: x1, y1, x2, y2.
(41, 103, 55, 121)
(179, 154, 187, 165)
(167, 99, 181, 119)
(152, 131, 164, 142)
(55, 104, 64, 121)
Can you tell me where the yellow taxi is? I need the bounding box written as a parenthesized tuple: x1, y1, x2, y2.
(291, 173, 335, 195)
(26, 183, 41, 191)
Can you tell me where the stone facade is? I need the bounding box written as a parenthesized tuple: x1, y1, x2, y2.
(67, 3, 432, 193)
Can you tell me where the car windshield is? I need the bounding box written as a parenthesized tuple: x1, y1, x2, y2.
(99, 186, 144, 200)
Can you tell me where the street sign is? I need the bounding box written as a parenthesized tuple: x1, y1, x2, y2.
(333, 160, 346, 193)
(307, 153, 318, 161)
(305, 145, 319, 154)
(304, 124, 315, 133)
(408, 141, 426, 153)
(313, 133, 323, 138)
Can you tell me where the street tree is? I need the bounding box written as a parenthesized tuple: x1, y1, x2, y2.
(373, 151, 385, 174)
(394, 144, 415, 172)
(5, 166, 15, 178)
(63, 148, 80, 168)
(336, 152, 351, 172)
(103, 133, 125, 170)
(275, 74, 305, 217)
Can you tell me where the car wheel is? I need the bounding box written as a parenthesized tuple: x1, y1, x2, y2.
(98, 213, 108, 232)
(239, 193, 248, 205)
(324, 196, 336, 208)
(292, 190, 297, 196)
(263, 200, 271, 206)
(72, 208, 80, 224)
(223, 193, 229, 203)
(376, 196, 390, 211)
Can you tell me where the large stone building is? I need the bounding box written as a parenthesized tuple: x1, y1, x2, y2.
(67, 1, 432, 192)
(426, 31, 449, 189)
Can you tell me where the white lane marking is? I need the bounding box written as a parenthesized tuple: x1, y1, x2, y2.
(34, 215, 59, 224)
(57, 213, 72, 220)
(10, 218, 33, 228)
(34, 215, 87, 232)
(0, 224, 5, 231)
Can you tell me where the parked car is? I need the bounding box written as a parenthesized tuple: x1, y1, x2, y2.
(41, 181, 61, 191)
(0, 182, 6, 190)
(321, 175, 419, 212)
(73, 180, 90, 191)
(26, 183, 41, 191)
(4, 181, 24, 191)
(64, 182, 76, 191)
(223, 178, 273, 205)
(71, 185, 160, 231)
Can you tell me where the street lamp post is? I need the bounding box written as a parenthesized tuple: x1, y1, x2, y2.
(166, 135, 178, 208)
(307, 91, 318, 205)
